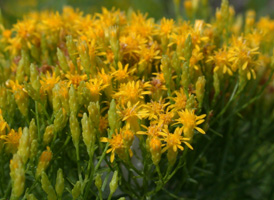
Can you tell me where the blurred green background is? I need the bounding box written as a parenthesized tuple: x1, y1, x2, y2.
(0, 0, 273, 27)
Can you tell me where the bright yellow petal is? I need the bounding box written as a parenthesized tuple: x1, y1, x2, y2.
(100, 137, 108, 143)
(196, 114, 206, 120)
(242, 61, 248, 70)
(195, 127, 205, 134)
(110, 152, 115, 163)
(184, 142, 193, 150)
(106, 148, 112, 154)
(196, 119, 205, 125)
(178, 145, 184, 151)
(173, 145, 177, 152)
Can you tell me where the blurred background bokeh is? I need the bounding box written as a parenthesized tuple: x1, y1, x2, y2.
(0, 0, 273, 27)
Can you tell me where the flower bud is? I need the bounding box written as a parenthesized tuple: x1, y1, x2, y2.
(41, 172, 57, 200)
(183, 34, 192, 61)
(43, 125, 54, 145)
(24, 83, 40, 101)
(108, 99, 120, 131)
(72, 181, 81, 200)
(17, 127, 30, 164)
(30, 64, 40, 91)
(70, 114, 80, 149)
(55, 169, 64, 198)
(196, 76, 206, 109)
(57, 47, 69, 72)
(95, 174, 102, 191)
(29, 119, 37, 141)
(52, 84, 62, 116)
(186, 94, 197, 110)
(181, 62, 190, 95)
(16, 49, 30, 83)
(109, 171, 119, 195)
(53, 108, 68, 133)
(14, 89, 29, 118)
(88, 101, 100, 128)
(30, 139, 38, 160)
(36, 146, 52, 178)
(78, 41, 92, 75)
(10, 154, 25, 200)
(69, 84, 78, 115)
(149, 137, 162, 165)
(66, 35, 78, 67)
(81, 113, 96, 156)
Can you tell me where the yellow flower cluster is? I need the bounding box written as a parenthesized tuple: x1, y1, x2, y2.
(0, 1, 273, 198)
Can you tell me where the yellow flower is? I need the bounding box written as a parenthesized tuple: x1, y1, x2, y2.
(143, 98, 169, 120)
(97, 68, 112, 86)
(65, 72, 87, 87)
(169, 88, 187, 112)
(40, 71, 60, 93)
(189, 45, 204, 70)
(158, 109, 174, 126)
(100, 129, 127, 163)
(0, 128, 22, 154)
(207, 47, 233, 75)
(86, 78, 108, 101)
(126, 11, 155, 39)
(137, 123, 162, 138)
(114, 81, 151, 105)
(117, 101, 146, 122)
(111, 62, 136, 83)
(119, 33, 147, 61)
(228, 36, 259, 80)
(160, 126, 193, 153)
(158, 18, 175, 37)
(175, 109, 206, 138)
(137, 43, 161, 64)
(117, 101, 147, 133)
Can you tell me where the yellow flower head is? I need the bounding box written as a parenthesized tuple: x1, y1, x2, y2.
(228, 36, 259, 80)
(114, 81, 151, 105)
(176, 109, 206, 138)
(160, 126, 193, 153)
(40, 71, 60, 93)
(207, 47, 233, 75)
(138, 123, 162, 138)
(86, 78, 108, 101)
(126, 11, 155, 39)
(111, 62, 136, 83)
(0, 128, 22, 154)
(137, 43, 161, 64)
(158, 18, 175, 36)
(66, 72, 87, 87)
(117, 101, 146, 121)
(189, 45, 204, 70)
(169, 88, 187, 112)
(143, 98, 169, 120)
(101, 129, 125, 163)
(119, 33, 147, 61)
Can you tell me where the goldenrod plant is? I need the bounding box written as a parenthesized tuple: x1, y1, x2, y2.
(0, 0, 274, 199)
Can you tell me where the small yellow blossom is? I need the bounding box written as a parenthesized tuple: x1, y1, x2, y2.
(160, 126, 193, 153)
(175, 109, 206, 138)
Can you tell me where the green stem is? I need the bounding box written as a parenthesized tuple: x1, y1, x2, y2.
(107, 192, 113, 200)
(35, 101, 41, 142)
(76, 145, 83, 183)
